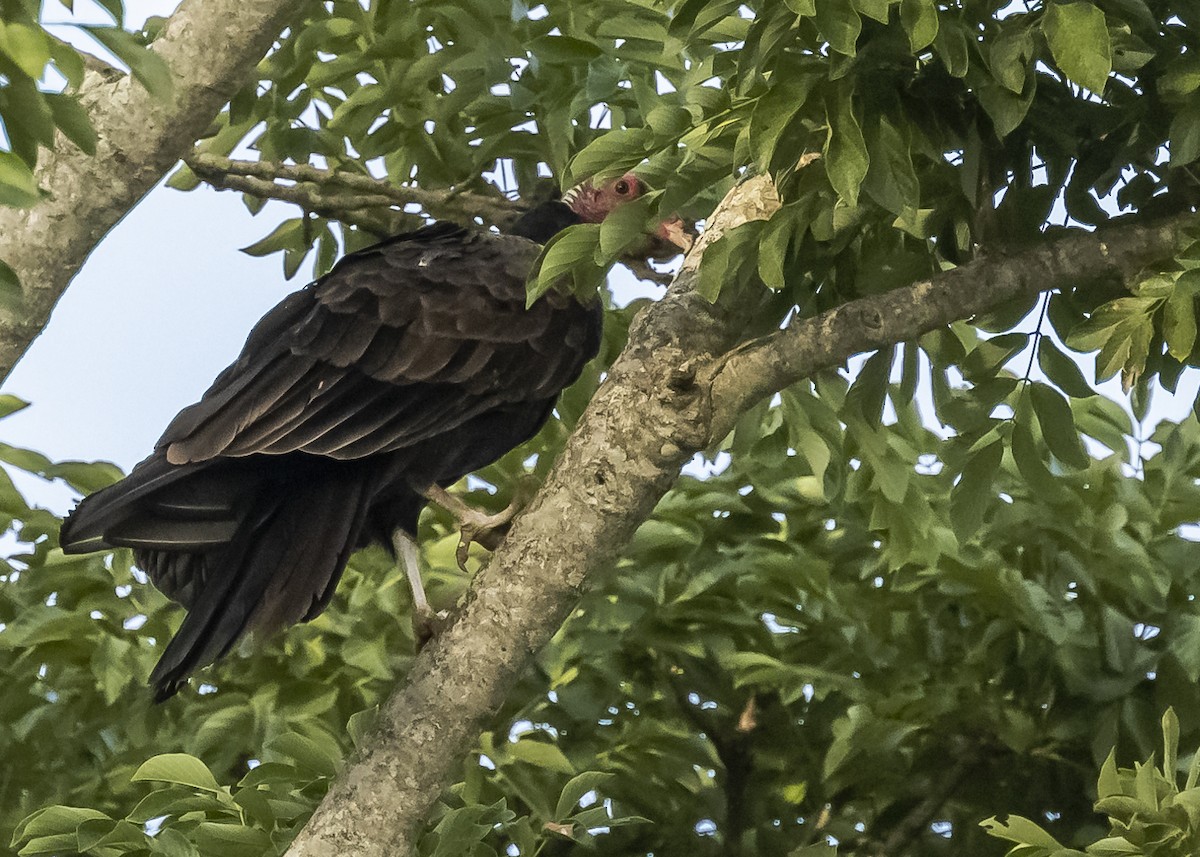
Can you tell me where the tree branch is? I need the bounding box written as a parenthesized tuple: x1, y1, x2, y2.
(284, 175, 772, 857)
(185, 153, 519, 229)
(0, 0, 306, 383)
(283, 176, 1193, 855)
(705, 212, 1194, 441)
(184, 167, 409, 236)
(871, 745, 978, 856)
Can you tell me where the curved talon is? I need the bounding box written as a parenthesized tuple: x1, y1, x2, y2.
(422, 480, 536, 571)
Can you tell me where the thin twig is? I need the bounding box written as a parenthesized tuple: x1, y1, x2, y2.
(186, 153, 518, 226)
(186, 167, 408, 236)
(873, 748, 977, 856)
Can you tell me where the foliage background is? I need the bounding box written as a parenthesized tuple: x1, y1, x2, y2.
(6, 0, 1200, 855)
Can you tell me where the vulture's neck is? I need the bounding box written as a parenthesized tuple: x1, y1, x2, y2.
(508, 200, 582, 244)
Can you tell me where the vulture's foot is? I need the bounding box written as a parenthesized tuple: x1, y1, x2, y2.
(412, 605, 452, 650)
(393, 529, 449, 647)
(422, 480, 535, 571)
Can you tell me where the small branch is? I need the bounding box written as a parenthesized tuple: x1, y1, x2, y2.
(186, 153, 519, 227)
(873, 747, 977, 856)
(619, 258, 674, 287)
(659, 657, 752, 852)
(187, 168, 407, 236)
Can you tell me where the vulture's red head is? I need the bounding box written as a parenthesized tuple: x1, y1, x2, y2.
(563, 173, 694, 254)
(562, 173, 647, 222)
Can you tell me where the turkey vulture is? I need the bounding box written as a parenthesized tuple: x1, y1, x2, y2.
(59, 174, 690, 699)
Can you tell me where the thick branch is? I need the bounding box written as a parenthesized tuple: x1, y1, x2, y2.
(284, 176, 1193, 855)
(186, 153, 518, 229)
(284, 176, 770, 857)
(0, 0, 305, 383)
(706, 213, 1194, 440)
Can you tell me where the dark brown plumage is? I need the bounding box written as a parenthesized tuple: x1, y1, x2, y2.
(59, 175, 681, 699)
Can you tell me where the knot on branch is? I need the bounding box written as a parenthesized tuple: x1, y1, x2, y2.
(859, 305, 885, 331)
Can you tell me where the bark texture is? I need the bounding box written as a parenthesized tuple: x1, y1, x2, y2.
(0, 0, 305, 383)
(282, 176, 1195, 856)
(186, 153, 518, 234)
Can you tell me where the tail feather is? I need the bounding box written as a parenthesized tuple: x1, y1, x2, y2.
(60, 454, 248, 553)
(146, 472, 373, 700)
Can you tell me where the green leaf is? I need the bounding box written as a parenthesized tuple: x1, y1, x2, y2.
(44, 94, 97, 156)
(934, 17, 970, 77)
(166, 163, 202, 192)
(851, 0, 890, 24)
(1029, 382, 1089, 469)
(862, 117, 918, 217)
(1164, 281, 1198, 360)
(428, 802, 511, 857)
(527, 223, 603, 306)
(950, 438, 1003, 542)
(0, 259, 22, 311)
(1065, 297, 1155, 352)
(824, 90, 869, 207)
(693, 221, 761, 303)
(0, 21, 51, 79)
(76, 819, 146, 852)
(900, 0, 938, 51)
(989, 29, 1033, 94)
(977, 81, 1035, 138)
(1066, 297, 1156, 387)
(506, 738, 576, 774)
(12, 806, 111, 848)
(347, 706, 379, 751)
(980, 814, 1066, 848)
(598, 193, 659, 259)
(131, 754, 221, 792)
(192, 823, 272, 857)
(0, 394, 30, 419)
(127, 785, 225, 823)
(1011, 418, 1061, 498)
(564, 128, 649, 187)
(1098, 749, 1122, 798)
(150, 828, 201, 857)
(749, 74, 819, 174)
(266, 731, 339, 777)
(1042, 2, 1112, 93)
(1163, 708, 1180, 782)
(0, 151, 41, 208)
(555, 771, 615, 820)
(48, 38, 85, 89)
(1161, 56, 1200, 100)
(84, 26, 173, 100)
(1037, 340, 1094, 398)
(1170, 104, 1200, 167)
(240, 218, 305, 257)
(757, 205, 798, 290)
(814, 0, 861, 56)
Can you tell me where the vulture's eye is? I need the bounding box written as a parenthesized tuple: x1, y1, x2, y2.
(614, 179, 631, 195)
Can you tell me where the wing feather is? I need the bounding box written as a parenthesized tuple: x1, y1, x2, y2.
(157, 226, 601, 465)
